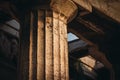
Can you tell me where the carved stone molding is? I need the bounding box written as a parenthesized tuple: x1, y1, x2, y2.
(50, 0, 78, 23)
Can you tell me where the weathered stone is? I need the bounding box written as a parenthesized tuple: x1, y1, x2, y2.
(73, 0, 92, 12)
(19, 9, 69, 80)
(73, 0, 120, 23)
(50, 0, 78, 22)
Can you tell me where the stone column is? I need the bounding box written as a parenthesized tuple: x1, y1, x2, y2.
(37, 10, 68, 80)
(18, 1, 77, 80)
(37, 9, 69, 80)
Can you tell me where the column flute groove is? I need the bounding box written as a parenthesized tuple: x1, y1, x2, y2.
(19, 0, 77, 78)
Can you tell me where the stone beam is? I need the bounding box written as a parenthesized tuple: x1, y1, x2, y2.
(88, 46, 115, 80)
(76, 18, 104, 34)
(68, 28, 114, 70)
(72, 0, 92, 12)
(68, 39, 87, 53)
(73, 0, 120, 23)
(68, 28, 94, 46)
(89, 0, 120, 23)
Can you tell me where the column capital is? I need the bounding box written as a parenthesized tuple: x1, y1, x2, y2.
(50, 0, 78, 23)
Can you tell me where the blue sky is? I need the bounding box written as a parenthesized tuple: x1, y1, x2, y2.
(67, 33, 78, 41)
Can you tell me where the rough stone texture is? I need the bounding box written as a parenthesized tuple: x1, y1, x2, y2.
(37, 10, 45, 80)
(73, 0, 92, 12)
(50, 0, 78, 22)
(19, 9, 69, 80)
(74, 0, 120, 23)
(89, 0, 120, 23)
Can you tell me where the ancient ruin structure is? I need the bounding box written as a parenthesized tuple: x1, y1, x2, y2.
(0, 0, 120, 80)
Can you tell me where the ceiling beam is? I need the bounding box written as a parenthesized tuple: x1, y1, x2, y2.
(90, 0, 120, 23)
(68, 39, 87, 53)
(74, 0, 120, 23)
(68, 28, 114, 78)
(76, 18, 104, 34)
(72, 0, 92, 12)
(78, 11, 90, 17)
(68, 28, 94, 46)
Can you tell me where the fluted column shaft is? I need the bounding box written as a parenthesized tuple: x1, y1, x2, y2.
(18, 0, 77, 79)
(19, 9, 69, 80)
(37, 10, 69, 80)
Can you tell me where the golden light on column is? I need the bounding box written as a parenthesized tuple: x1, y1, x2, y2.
(64, 19, 69, 80)
(53, 12, 60, 80)
(37, 10, 45, 80)
(45, 10, 53, 80)
(37, 10, 69, 80)
(18, 0, 77, 80)
(59, 14, 66, 80)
